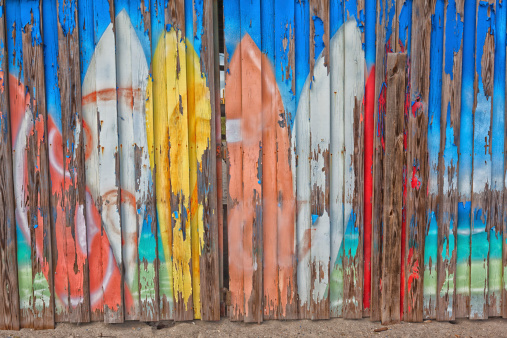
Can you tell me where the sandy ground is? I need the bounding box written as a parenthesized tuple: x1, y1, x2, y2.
(1, 318, 506, 337)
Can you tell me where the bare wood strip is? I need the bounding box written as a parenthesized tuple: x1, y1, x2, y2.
(0, 0, 19, 330)
(381, 52, 407, 325)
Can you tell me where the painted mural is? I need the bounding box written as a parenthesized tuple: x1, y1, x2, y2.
(3, 0, 507, 332)
(223, 0, 507, 326)
(0, 0, 219, 330)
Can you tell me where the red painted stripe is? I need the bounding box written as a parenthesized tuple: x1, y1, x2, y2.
(363, 66, 375, 312)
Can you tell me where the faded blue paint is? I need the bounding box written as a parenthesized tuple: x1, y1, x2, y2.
(275, 0, 295, 129)
(295, 0, 308, 104)
(424, 0, 444, 313)
(240, 0, 261, 51)
(330, 0, 344, 37)
(380, 0, 395, 46)
(312, 15, 324, 62)
(20, 0, 42, 46)
(364, 0, 375, 67)
(456, 0, 475, 303)
(444, 0, 463, 79)
(78, 0, 94, 83)
(398, 0, 412, 52)
(58, 0, 76, 36)
(93, 0, 112, 46)
(224, 0, 240, 71)
(261, 0, 273, 60)
(43, 0, 62, 132)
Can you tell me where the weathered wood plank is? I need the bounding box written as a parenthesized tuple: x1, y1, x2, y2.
(436, 0, 463, 322)
(309, 0, 330, 321)
(343, 2, 365, 319)
(274, 0, 297, 320)
(224, 0, 244, 321)
(489, 0, 505, 318)
(129, 0, 160, 322)
(48, 0, 90, 323)
(406, 0, 432, 322)
(470, 0, 494, 320)
(261, 0, 277, 320)
(149, 0, 173, 321)
(199, 0, 221, 321)
(13, 0, 56, 329)
(164, 0, 194, 322)
(115, 1, 140, 321)
(371, 0, 396, 322)
(362, 0, 376, 318)
(0, 0, 20, 330)
(239, 0, 263, 323)
(424, 0, 445, 320)
(329, 0, 345, 319)
(381, 52, 406, 325)
(78, 0, 124, 323)
(455, 0, 475, 319)
(294, 0, 311, 320)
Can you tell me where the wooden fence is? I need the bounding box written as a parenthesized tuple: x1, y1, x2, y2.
(224, 0, 507, 325)
(0, 0, 507, 331)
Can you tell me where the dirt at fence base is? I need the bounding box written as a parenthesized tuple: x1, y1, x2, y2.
(1, 317, 506, 337)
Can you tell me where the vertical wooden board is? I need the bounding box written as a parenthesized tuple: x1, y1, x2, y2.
(363, 0, 376, 318)
(397, 0, 412, 321)
(343, 1, 365, 319)
(424, 0, 445, 320)
(79, 0, 124, 323)
(329, 0, 345, 319)
(129, 0, 160, 322)
(371, 0, 396, 321)
(0, 0, 20, 330)
(381, 52, 406, 325)
(470, 0, 494, 320)
(406, 0, 431, 322)
(77, 0, 103, 322)
(274, 0, 297, 320)
(149, 0, 173, 320)
(184, 0, 201, 320)
(164, 0, 193, 321)
(309, 0, 330, 320)
(455, 0, 475, 319)
(436, 0, 463, 322)
(224, 0, 244, 321)
(93, 0, 123, 323)
(489, 0, 505, 318)
(114, 0, 139, 321)
(214, 0, 225, 319)
(294, 0, 311, 319)
(197, 0, 220, 321)
(10, 0, 55, 329)
(48, 0, 91, 323)
(239, 0, 262, 323)
(261, 0, 278, 320)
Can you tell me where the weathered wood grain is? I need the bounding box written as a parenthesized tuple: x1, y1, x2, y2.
(436, 0, 463, 322)
(381, 52, 406, 325)
(0, 0, 19, 330)
(239, 0, 263, 324)
(261, 0, 277, 320)
(488, 0, 505, 318)
(343, 1, 365, 319)
(424, 0, 445, 320)
(17, 0, 55, 329)
(295, 0, 311, 320)
(164, 0, 194, 322)
(197, 0, 220, 321)
(309, 0, 330, 321)
(371, 0, 397, 322)
(329, 0, 345, 319)
(470, 0, 494, 320)
(274, 0, 297, 321)
(149, 0, 173, 321)
(52, 0, 90, 323)
(406, 0, 432, 322)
